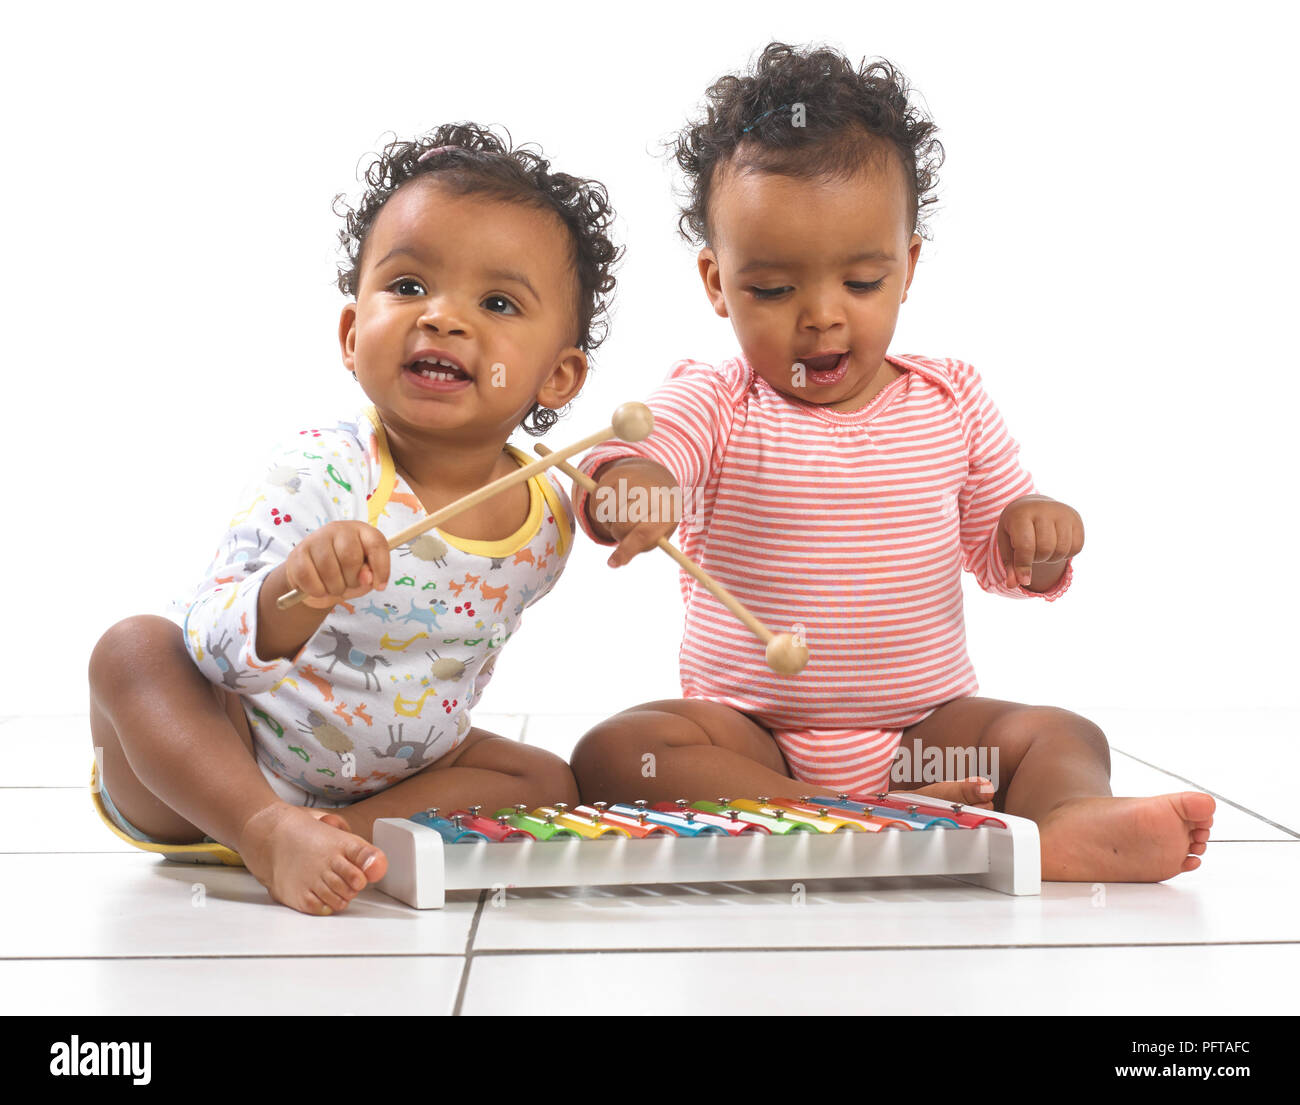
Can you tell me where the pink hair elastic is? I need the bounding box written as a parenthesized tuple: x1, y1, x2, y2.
(417, 145, 458, 163)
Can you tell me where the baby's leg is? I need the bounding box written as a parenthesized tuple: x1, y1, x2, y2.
(334, 729, 580, 841)
(88, 616, 386, 915)
(571, 699, 828, 803)
(899, 696, 1215, 882)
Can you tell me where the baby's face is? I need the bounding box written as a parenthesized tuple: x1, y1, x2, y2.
(340, 179, 586, 444)
(698, 154, 922, 411)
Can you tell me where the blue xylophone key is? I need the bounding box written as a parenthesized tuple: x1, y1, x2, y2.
(811, 795, 960, 830)
(607, 802, 729, 836)
(408, 809, 490, 843)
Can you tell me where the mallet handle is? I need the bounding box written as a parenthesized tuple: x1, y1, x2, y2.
(536, 445, 775, 646)
(275, 424, 618, 611)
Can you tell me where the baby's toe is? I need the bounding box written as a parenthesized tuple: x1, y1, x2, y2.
(348, 841, 387, 882)
(1175, 792, 1216, 822)
(303, 891, 334, 916)
(322, 867, 360, 902)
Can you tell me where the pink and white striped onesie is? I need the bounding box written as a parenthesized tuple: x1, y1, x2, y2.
(573, 352, 1073, 793)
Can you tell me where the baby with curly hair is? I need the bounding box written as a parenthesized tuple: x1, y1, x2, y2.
(88, 124, 620, 915)
(570, 42, 1215, 883)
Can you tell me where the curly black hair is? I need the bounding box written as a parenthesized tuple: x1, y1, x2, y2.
(670, 42, 945, 248)
(334, 122, 621, 436)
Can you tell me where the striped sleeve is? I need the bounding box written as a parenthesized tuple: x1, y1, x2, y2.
(573, 358, 743, 546)
(951, 360, 1073, 601)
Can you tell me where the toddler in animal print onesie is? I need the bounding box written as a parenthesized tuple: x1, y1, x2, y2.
(86, 123, 620, 917)
(178, 404, 575, 807)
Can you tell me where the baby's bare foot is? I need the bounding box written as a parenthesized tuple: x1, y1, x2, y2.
(238, 803, 388, 916)
(1038, 792, 1215, 882)
(897, 776, 997, 809)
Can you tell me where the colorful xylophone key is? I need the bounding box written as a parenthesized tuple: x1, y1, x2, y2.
(408, 808, 491, 844)
(606, 800, 729, 837)
(533, 803, 630, 839)
(828, 793, 1005, 830)
(768, 797, 919, 831)
(787, 794, 959, 830)
(690, 798, 821, 835)
(495, 805, 582, 841)
(576, 802, 678, 838)
(442, 805, 535, 841)
(650, 801, 771, 835)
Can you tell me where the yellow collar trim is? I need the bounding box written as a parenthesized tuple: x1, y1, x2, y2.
(362, 406, 564, 558)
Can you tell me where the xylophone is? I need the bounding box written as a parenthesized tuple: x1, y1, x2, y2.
(373, 792, 1040, 908)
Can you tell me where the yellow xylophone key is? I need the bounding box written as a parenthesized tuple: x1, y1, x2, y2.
(726, 797, 867, 833)
(531, 804, 630, 840)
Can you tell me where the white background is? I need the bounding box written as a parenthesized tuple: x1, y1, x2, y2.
(3, 1, 1295, 720)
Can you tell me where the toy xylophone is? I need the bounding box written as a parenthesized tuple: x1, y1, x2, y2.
(373, 792, 1040, 908)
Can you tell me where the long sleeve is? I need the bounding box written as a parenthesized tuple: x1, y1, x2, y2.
(951, 360, 1073, 602)
(181, 429, 371, 693)
(573, 358, 744, 545)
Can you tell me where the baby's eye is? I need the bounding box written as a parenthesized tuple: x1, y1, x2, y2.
(847, 279, 886, 292)
(749, 285, 793, 300)
(482, 294, 519, 315)
(390, 278, 427, 296)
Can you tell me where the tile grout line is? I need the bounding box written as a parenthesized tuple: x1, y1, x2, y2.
(1111, 747, 1300, 838)
(2, 939, 1298, 963)
(451, 890, 488, 1016)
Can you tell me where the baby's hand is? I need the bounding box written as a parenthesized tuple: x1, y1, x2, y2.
(606, 517, 679, 568)
(996, 495, 1084, 588)
(586, 458, 681, 568)
(285, 521, 390, 608)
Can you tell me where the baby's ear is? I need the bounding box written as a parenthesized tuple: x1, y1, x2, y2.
(338, 303, 358, 370)
(537, 347, 588, 410)
(697, 248, 729, 318)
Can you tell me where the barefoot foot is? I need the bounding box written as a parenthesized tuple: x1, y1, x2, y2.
(237, 803, 389, 916)
(1038, 792, 1215, 882)
(897, 777, 997, 810)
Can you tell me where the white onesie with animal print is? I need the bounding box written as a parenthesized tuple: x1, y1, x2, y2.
(175, 404, 575, 806)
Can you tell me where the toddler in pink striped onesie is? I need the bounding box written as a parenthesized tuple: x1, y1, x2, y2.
(569, 42, 1215, 883)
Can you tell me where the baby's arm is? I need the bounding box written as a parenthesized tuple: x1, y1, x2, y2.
(575, 359, 739, 563)
(952, 361, 1076, 602)
(182, 433, 377, 689)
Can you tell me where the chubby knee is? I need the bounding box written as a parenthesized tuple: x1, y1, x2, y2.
(984, 706, 1110, 761)
(88, 615, 187, 691)
(570, 705, 683, 773)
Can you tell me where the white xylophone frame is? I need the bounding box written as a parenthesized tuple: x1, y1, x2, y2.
(372, 792, 1041, 908)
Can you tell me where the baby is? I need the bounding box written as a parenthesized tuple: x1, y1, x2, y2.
(87, 124, 620, 915)
(570, 43, 1215, 883)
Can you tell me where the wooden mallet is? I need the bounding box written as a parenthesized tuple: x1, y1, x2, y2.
(535, 444, 811, 676)
(275, 402, 655, 610)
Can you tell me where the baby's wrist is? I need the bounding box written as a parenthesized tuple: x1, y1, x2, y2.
(586, 457, 677, 540)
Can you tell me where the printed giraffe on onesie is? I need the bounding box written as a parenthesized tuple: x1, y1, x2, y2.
(175, 404, 575, 803)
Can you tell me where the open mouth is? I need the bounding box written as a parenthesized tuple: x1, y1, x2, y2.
(408, 356, 470, 382)
(800, 352, 849, 385)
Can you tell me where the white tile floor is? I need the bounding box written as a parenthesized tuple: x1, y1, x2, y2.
(1, 709, 1296, 1015)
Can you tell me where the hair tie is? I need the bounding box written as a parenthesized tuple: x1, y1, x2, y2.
(417, 145, 458, 163)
